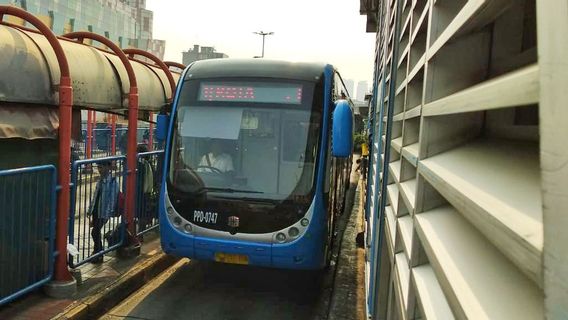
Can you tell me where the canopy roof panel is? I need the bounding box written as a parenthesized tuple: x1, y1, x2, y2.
(0, 24, 179, 114)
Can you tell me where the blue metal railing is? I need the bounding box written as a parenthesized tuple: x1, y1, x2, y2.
(135, 150, 163, 236)
(68, 156, 127, 268)
(0, 143, 162, 304)
(0, 165, 57, 306)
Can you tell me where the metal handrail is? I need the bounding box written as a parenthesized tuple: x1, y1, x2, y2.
(68, 156, 127, 268)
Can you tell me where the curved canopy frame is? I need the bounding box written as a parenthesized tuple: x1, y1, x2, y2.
(63, 31, 140, 243)
(124, 48, 176, 102)
(0, 5, 74, 282)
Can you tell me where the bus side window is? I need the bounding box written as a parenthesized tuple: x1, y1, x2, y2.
(334, 71, 349, 100)
(334, 72, 343, 100)
(332, 74, 338, 101)
(324, 119, 332, 192)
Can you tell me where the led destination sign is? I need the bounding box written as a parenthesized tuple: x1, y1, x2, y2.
(198, 82, 302, 104)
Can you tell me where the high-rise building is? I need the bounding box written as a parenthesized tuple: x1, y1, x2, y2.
(182, 45, 228, 65)
(126, 0, 165, 60)
(344, 79, 355, 97)
(356, 80, 368, 101)
(0, 0, 165, 59)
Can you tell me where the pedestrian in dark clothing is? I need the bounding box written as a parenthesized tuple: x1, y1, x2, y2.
(355, 156, 369, 180)
(360, 156, 368, 180)
(136, 144, 156, 234)
(88, 161, 119, 263)
(118, 130, 128, 155)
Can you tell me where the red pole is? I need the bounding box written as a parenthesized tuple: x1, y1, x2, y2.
(148, 112, 154, 150)
(0, 6, 74, 282)
(126, 89, 139, 238)
(56, 77, 73, 282)
(93, 111, 97, 153)
(111, 114, 116, 155)
(86, 110, 93, 159)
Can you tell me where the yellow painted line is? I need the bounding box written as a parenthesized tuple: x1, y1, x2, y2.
(53, 252, 178, 320)
(100, 258, 190, 319)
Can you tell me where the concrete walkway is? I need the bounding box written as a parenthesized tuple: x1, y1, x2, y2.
(327, 162, 367, 320)
(0, 233, 171, 320)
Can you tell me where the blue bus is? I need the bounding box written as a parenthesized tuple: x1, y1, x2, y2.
(158, 59, 354, 270)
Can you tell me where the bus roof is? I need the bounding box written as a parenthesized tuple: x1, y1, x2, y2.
(185, 59, 330, 82)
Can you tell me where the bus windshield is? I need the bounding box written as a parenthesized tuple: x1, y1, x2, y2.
(166, 78, 323, 233)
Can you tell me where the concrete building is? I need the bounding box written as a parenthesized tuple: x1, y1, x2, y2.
(360, 1, 565, 319)
(182, 45, 228, 65)
(352, 99, 368, 133)
(356, 80, 368, 101)
(344, 79, 355, 97)
(126, 0, 165, 59)
(1, 0, 165, 59)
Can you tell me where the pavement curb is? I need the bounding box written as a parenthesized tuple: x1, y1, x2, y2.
(52, 252, 180, 320)
(314, 182, 357, 320)
(327, 179, 366, 320)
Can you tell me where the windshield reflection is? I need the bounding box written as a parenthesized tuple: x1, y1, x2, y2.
(169, 106, 321, 201)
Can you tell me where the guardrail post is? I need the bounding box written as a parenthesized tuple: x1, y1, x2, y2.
(125, 89, 140, 251)
(86, 110, 93, 159)
(93, 110, 97, 152)
(111, 114, 117, 155)
(148, 112, 154, 150)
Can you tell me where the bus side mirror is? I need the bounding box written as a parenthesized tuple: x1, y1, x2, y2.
(332, 100, 353, 158)
(156, 114, 169, 141)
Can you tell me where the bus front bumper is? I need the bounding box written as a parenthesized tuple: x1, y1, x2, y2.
(162, 234, 325, 270)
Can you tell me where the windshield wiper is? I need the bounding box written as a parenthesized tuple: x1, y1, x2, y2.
(214, 195, 279, 204)
(197, 187, 264, 194)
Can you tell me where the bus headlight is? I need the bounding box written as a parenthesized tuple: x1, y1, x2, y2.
(288, 227, 299, 238)
(167, 207, 175, 216)
(301, 218, 309, 227)
(173, 216, 182, 226)
(183, 223, 192, 233)
(276, 232, 286, 243)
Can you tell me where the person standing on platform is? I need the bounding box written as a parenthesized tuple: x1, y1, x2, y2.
(88, 160, 119, 263)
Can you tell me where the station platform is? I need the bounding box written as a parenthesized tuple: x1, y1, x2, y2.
(0, 233, 177, 320)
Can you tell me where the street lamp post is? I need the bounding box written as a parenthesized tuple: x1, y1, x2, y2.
(253, 31, 274, 58)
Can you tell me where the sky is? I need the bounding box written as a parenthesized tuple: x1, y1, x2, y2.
(146, 0, 376, 93)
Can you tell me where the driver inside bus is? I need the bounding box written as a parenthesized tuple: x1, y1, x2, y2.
(198, 139, 234, 175)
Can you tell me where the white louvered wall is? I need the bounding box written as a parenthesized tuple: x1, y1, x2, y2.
(363, 0, 568, 318)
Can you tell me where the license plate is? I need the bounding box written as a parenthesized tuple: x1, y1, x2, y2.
(214, 252, 249, 265)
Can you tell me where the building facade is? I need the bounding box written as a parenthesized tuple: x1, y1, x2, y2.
(182, 44, 228, 65)
(344, 79, 355, 97)
(126, 0, 165, 59)
(360, 0, 566, 319)
(1, 0, 165, 59)
(356, 80, 368, 101)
